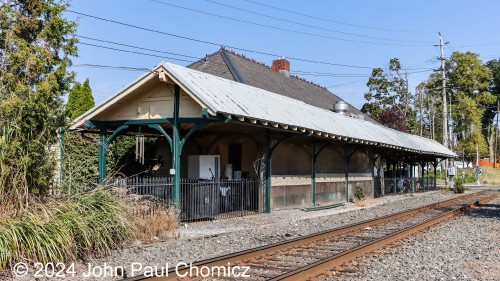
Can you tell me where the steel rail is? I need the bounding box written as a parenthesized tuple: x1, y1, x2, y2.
(123, 191, 493, 281)
(270, 192, 500, 280)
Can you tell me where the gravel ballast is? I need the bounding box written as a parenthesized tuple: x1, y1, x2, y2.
(4, 190, 497, 280)
(334, 196, 500, 281)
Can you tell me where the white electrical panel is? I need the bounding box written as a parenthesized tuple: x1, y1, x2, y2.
(447, 167, 456, 176)
(188, 155, 220, 179)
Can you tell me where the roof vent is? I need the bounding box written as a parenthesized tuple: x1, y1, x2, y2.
(354, 114, 365, 120)
(334, 101, 349, 115)
(272, 57, 290, 78)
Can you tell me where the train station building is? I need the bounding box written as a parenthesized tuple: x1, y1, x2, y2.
(70, 48, 455, 219)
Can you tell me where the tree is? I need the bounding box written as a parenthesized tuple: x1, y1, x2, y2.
(446, 52, 495, 161)
(378, 106, 408, 132)
(66, 78, 94, 120)
(64, 78, 98, 185)
(486, 59, 500, 160)
(362, 58, 415, 132)
(0, 0, 77, 204)
(416, 73, 444, 141)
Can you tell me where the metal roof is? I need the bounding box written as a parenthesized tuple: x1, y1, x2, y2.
(163, 62, 456, 157)
(187, 49, 376, 123)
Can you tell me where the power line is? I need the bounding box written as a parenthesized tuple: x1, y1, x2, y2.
(293, 68, 432, 78)
(149, 0, 430, 47)
(67, 10, 433, 70)
(203, 0, 433, 44)
(77, 42, 196, 63)
(74, 39, 432, 77)
(72, 64, 151, 72)
(292, 71, 370, 78)
(242, 0, 434, 34)
(458, 42, 500, 48)
(327, 79, 367, 88)
(76, 35, 202, 60)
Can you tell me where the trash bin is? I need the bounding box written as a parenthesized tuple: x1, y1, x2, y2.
(181, 181, 220, 221)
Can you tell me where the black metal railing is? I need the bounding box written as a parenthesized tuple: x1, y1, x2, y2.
(113, 177, 265, 222)
(384, 177, 436, 195)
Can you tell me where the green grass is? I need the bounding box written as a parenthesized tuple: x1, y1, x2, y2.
(0, 188, 135, 270)
(477, 166, 500, 185)
(435, 166, 500, 185)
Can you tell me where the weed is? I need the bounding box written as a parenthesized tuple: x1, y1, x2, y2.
(122, 192, 180, 241)
(454, 178, 466, 193)
(354, 183, 365, 201)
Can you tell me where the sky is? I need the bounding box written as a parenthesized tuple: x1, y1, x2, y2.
(67, 0, 500, 109)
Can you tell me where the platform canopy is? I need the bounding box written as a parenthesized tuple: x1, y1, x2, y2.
(71, 62, 456, 158)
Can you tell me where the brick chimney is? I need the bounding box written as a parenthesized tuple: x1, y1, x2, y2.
(272, 57, 290, 78)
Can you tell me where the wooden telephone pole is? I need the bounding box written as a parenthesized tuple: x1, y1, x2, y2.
(494, 102, 500, 168)
(438, 33, 449, 187)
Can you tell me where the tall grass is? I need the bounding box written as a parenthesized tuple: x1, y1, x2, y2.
(0, 188, 135, 270)
(127, 195, 179, 241)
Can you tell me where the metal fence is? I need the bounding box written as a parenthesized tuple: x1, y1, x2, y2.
(113, 177, 265, 222)
(384, 177, 436, 195)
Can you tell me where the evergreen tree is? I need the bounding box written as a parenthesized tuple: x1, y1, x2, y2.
(66, 78, 95, 120)
(0, 0, 77, 203)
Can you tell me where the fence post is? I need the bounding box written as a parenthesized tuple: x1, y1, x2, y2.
(240, 180, 244, 217)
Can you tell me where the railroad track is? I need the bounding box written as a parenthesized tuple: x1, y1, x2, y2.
(124, 190, 499, 281)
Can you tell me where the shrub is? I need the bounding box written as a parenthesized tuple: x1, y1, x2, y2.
(0, 189, 135, 270)
(123, 193, 179, 241)
(354, 183, 365, 201)
(454, 178, 466, 194)
(135, 206, 179, 241)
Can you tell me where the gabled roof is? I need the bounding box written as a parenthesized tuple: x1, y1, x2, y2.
(72, 62, 455, 157)
(188, 49, 376, 123)
(164, 62, 455, 157)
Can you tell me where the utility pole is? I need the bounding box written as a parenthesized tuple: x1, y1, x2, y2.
(438, 32, 449, 187)
(419, 88, 423, 137)
(494, 102, 499, 168)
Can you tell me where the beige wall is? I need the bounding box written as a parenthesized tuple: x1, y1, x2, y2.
(271, 139, 311, 175)
(96, 83, 202, 121)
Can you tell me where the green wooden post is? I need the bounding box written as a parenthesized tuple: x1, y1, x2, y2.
(433, 162, 438, 190)
(408, 162, 412, 193)
(426, 162, 430, 191)
(371, 153, 376, 198)
(393, 162, 397, 194)
(344, 153, 349, 202)
(59, 127, 65, 183)
(312, 138, 316, 206)
(265, 130, 271, 213)
(98, 127, 107, 183)
(172, 85, 181, 206)
(421, 162, 425, 192)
